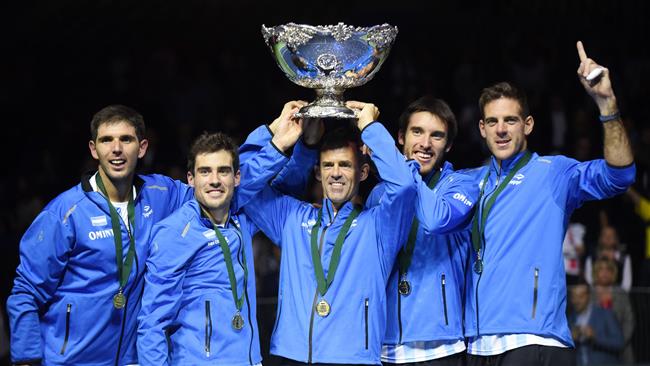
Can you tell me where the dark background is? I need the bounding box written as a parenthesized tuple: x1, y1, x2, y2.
(1, 0, 650, 363)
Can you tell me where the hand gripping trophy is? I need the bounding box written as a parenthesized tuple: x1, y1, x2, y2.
(262, 22, 398, 119)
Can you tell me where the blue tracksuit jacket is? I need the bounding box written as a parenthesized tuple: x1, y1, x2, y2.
(7, 174, 192, 365)
(137, 131, 290, 365)
(243, 122, 418, 364)
(464, 151, 635, 346)
(138, 200, 262, 366)
(366, 161, 478, 345)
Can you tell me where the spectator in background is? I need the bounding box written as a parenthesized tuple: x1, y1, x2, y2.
(585, 225, 632, 291)
(591, 258, 635, 364)
(568, 279, 624, 366)
(563, 222, 586, 285)
(625, 187, 650, 286)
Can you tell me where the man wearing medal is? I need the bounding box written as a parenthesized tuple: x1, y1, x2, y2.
(137, 105, 304, 365)
(7, 105, 193, 365)
(464, 42, 635, 366)
(365, 97, 478, 366)
(242, 101, 417, 365)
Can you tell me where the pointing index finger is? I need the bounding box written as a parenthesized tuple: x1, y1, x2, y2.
(576, 41, 588, 62)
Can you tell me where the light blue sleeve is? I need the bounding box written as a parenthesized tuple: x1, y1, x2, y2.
(7, 209, 74, 363)
(243, 185, 304, 247)
(272, 139, 318, 198)
(553, 156, 635, 213)
(238, 125, 315, 201)
(362, 122, 418, 262)
(237, 139, 290, 210)
(416, 171, 479, 235)
(364, 182, 386, 209)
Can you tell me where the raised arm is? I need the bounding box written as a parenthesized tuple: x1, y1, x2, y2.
(576, 41, 633, 167)
(347, 101, 418, 258)
(236, 102, 303, 209)
(416, 170, 479, 234)
(237, 101, 314, 204)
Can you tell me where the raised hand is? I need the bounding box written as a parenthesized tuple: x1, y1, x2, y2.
(346, 101, 380, 131)
(271, 101, 306, 152)
(269, 100, 307, 135)
(576, 41, 616, 114)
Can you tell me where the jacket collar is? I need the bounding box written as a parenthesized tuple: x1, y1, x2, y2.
(81, 170, 144, 199)
(489, 150, 530, 175)
(320, 198, 356, 225)
(423, 161, 453, 182)
(193, 199, 237, 229)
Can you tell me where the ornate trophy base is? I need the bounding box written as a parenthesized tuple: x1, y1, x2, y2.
(294, 89, 357, 119)
(295, 104, 356, 119)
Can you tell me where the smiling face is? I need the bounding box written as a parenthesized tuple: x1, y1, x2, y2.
(479, 97, 534, 163)
(188, 150, 240, 220)
(399, 111, 449, 176)
(89, 121, 148, 184)
(315, 145, 369, 210)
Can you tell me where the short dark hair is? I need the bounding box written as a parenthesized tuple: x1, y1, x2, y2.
(573, 277, 591, 291)
(398, 95, 458, 147)
(319, 126, 365, 166)
(90, 105, 146, 141)
(187, 132, 240, 173)
(478, 82, 530, 119)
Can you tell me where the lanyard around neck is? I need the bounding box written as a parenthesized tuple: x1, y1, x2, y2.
(398, 169, 441, 277)
(470, 151, 533, 254)
(310, 204, 361, 297)
(202, 207, 248, 312)
(95, 173, 136, 288)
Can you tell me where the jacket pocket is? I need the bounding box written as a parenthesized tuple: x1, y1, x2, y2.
(364, 298, 369, 350)
(59, 304, 71, 355)
(204, 300, 213, 357)
(441, 274, 449, 326)
(532, 268, 539, 319)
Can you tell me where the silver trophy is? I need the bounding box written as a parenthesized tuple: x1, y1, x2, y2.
(262, 22, 398, 119)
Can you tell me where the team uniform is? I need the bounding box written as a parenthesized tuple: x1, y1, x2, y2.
(243, 122, 418, 365)
(138, 131, 291, 365)
(366, 162, 478, 364)
(138, 200, 261, 366)
(7, 174, 191, 365)
(464, 151, 635, 356)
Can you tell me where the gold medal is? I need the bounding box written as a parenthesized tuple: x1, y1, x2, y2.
(113, 291, 126, 309)
(232, 312, 244, 331)
(398, 279, 411, 296)
(315, 299, 330, 317)
(474, 259, 483, 274)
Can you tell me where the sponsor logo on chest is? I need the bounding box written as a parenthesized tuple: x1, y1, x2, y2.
(509, 173, 525, 186)
(453, 193, 473, 206)
(143, 205, 154, 218)
(88, 229, 114, 240)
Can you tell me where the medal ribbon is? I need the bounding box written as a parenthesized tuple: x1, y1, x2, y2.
(470, 151, 532, 254)
(203, 208, 248, 312)
(398, 169, 441, 278)
(310, 204, 361, 297)
(95, 173, 136, 289)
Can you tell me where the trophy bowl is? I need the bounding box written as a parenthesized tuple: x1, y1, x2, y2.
(262, 22, 398, 119)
